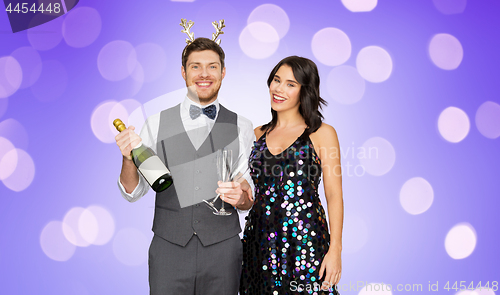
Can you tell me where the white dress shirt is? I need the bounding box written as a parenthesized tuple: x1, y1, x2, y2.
(118, 96, 255, 206)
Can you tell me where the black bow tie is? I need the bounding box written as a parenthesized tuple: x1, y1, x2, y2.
(189, 104, 217, 120)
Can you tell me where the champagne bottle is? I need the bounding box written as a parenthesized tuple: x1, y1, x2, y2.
(113, 119, 173, 192)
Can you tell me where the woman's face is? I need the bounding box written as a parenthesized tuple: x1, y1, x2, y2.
(269, 64, 301, 113)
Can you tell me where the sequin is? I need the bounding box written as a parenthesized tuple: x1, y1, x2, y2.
(240, 131, 338, 295)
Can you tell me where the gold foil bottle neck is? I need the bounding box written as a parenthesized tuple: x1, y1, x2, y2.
(113, 118, 126, 132)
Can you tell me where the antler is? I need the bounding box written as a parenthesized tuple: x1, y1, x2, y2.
(211, 19, 225, 45)
(180, 18, 195, 45)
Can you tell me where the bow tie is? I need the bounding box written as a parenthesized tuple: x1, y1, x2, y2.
(189, 104, 217, 120)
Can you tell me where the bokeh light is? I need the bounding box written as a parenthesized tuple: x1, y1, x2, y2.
(438, 106, 470, 143)
(400, 177, 434, 215)
(40, 221, 76, 262)
(30, 60, 68, 102)
(0, 56, 22, 99)
(129, 63, 145, 96)
(0, 137, 16, 180)
(341, 0, 378, 12)
(433, 0, 467, 15)
(91, 100, 128, 143)
(475, 101, 500, 139)
(112, 228, 149, 266)
(97, 40, 137, 81)
(343, 214, 369, 254)
(27, 15, 64, 51)
(81, 205, 115, 245)
(0, 118, 29, 150)
(118, 99, 142, 119)
(429, 34, 463, 70)
(78, 208, 98, 244)
(312, 28, 351, 67)
(63, 7, 102, 48)
(0, 149, 33, 192)
(239, 22, 280, 60)
(356, 46, 393, 83)
(247, 4, 289, 39)
(63, 207, 91, 247)
(10, 46, 42, 89)
(359, 137, 396, 176)
(445, 223, 477, 259)
(326, 65, 366, 104)
(135, 43, 167, 83)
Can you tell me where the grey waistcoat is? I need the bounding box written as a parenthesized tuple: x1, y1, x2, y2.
(153, 103, 241, 247)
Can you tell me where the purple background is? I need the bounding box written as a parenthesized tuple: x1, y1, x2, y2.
(0, 0, 499, 294)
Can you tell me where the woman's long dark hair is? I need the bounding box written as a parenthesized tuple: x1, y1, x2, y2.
(261, 56, 327, 136)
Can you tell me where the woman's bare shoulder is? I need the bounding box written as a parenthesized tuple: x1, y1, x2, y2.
(310, 123, 339, 148)
(254, 125, 266, 140)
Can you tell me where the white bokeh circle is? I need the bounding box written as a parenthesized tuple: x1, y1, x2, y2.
(359, 137, 396, 176)
(239, 22, 280, 60)
(40, 221, 76, 262)
(400, 177, 434, 215)
(429, 34, 463, 70)
(63, 6, 102, 48)
(81, 205, 115, 245)
(10, 46, 42, 89)
(327, 65, 365, 104)
(0, 56, 22, 99)
(97, 40, 137, 81)
(90, 100, 129, 143)
(475, 101, 500, 139)
(112, 228, 149, 266)
(0, 147, 18, 181)
(27, 15, 64, 51)
(135, 43, 167, 83)
(356, 46, 393, 83)
(445, 222, 477, 259)
(312, 28, 351, 67)
(78, 208, 99, 244)
(0, 137, 16, 180)
(1, 149, 35, 192)
(0, 118, 29, 150)
(433, 0, 467, 15)
(438, 106, 470, 143)
(247, 4, 290, 39)
(63, 207, 91, 247)
(342, 0, 377, 12)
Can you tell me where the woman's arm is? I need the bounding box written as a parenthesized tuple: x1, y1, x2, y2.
(310, 123, 344, 288)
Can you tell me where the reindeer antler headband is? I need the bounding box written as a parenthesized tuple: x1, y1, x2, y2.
(180, 18, 225, 46)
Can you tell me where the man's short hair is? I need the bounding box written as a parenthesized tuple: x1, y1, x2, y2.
(182, 37, 225, 70)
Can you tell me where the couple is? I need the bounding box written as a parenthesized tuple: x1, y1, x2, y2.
(115, 36, 343, 295)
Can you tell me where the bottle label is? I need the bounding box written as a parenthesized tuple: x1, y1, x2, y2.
(138, 156, 171, 186)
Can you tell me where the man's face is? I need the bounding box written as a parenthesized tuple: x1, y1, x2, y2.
(181, 50, 226, 105)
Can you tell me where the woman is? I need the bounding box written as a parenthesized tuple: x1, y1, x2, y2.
(240, 56, 343, 295)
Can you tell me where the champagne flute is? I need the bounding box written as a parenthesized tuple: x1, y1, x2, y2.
(214, 148, 232, 216)
(203, 149, 250, 213)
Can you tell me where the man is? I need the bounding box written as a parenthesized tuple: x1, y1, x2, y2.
(115, 37, 254, 294)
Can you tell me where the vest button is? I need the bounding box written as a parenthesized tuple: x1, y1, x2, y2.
(194, 220, 199, 224)
(194, 232, 197, 235)
(195, 186, 199, 190)
(196, 170, 201, 174)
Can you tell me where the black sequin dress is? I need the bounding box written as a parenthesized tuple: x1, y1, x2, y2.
(240, 130, 339, 295)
